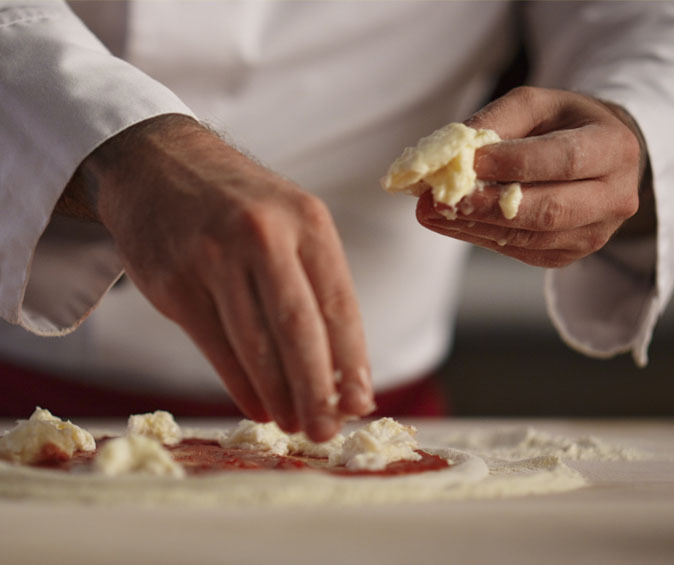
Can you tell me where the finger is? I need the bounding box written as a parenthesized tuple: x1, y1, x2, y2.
(418, 179, 619, 233)
(465, 86, 585, 140)
(474, 125, 622, 183)
(298, 223, 374, 418)
(253, 249, 341, 442)
(205, 264, 299, 433)
(419, 224, 583, 269)
(177, 289, 270, 423)
(422, 214, 612, 254)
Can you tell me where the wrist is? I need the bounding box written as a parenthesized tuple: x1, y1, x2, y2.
(597, 99, 656, 239)
(56, 114, 204, 224)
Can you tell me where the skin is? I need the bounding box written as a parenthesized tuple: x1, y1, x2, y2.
(416, 87, 654, 267)
(56, 87, 652, 440)
(58, 115, 374, 442)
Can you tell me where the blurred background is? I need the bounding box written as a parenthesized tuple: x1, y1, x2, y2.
(441, 247, 674, 417)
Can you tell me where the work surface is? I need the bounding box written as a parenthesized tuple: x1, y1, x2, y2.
(1, 418, 673, 565)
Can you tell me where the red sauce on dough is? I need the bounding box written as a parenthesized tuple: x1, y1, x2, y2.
(30, 437, 450, 477)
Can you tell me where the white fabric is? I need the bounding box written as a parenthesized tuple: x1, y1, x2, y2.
(0, 1, 672, 396)
(524, 1, 674, 366)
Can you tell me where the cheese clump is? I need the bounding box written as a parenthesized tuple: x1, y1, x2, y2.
(499, 182, 523, 220)
(330, 418, 421, 471)
(95, 435, 185, 478)
(219, 419, 347, 458)
(219, 418, 422, 471)
(287, 431, 346, 458)
(127, 410, 182, 446)
(0, 407, 95, 464)
(219, 420, 292, 455)
(381, 122, 521, 219)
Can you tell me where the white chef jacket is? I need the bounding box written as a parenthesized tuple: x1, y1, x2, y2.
(0, 1, 673, 399)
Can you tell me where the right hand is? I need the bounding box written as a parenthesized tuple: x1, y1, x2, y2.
(82, 115, 373, 441)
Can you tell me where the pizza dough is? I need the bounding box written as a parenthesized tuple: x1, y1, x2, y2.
(381, 122, 522, 219)
(0, 409, 594, 507)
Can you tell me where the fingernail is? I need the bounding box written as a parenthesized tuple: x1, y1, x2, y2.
(473, 150, 491, 173)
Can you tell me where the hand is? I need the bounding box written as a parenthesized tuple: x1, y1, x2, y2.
(416, 87, 649, 268)
(65, 115, 373, 441)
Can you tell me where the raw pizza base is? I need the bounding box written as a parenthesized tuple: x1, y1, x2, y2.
(0, 445, 488, 507)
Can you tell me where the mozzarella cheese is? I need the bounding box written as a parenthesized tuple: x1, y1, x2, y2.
(381, 122, 521, 219)
(0, 407, 95, 464)
(498, 182, 523, 220)
(127, 410, 182, 446)
(95, 435, 185, 478)
(219, 420, 292, 455)
(218, 418, 421, 470)
(330, 417, 421, 471)
(287, 431, 346, 459)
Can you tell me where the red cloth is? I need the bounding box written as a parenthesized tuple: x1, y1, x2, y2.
(0, 360, 448, 419)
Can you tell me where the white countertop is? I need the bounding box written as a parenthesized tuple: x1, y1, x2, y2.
(1, 418, 673, 565)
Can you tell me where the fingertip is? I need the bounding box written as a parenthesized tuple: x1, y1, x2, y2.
(415, 191, 439, 223)
(244, 405, 272, 424)
(338, 384, 375, 416)
(304, 414, 341, 443)
(274, 412, 301, 435)
(336, 366, 375, 417)
(474, 145, 498, 180)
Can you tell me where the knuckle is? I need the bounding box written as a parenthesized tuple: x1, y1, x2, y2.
(229, 203, 280, 255)
(509, 85, 540, 107)
(561, 139, 581, 179)
(321, 289, 356, 324)
(619, 191, 640, 220)
(620, 126, 641, 165)
(535, 196, 567, 230)
(247, 331, 273, 368)
(277, 304, 313, 335)
(586, 230, 610, 254)
(297, 193, 332, 230)
(507, 229, 536, 249)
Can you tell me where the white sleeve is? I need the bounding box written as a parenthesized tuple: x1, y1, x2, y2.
(0, 1, 195, 335)
(523, 1, 674, 365)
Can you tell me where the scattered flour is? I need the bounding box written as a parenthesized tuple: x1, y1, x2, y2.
(441, 427, 650, 463)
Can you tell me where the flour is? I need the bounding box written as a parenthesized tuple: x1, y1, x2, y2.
(441, 427, 650, 463)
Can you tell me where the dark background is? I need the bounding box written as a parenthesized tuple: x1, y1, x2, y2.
(441, 248, 674, 417)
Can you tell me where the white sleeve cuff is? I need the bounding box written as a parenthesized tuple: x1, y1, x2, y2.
(545, 236, 658, 367)
(0, 2, 196, 334)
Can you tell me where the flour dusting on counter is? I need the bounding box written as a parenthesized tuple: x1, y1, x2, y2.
(441, 427, 651, 462)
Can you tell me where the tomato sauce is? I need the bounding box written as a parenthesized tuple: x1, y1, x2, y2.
(31, 437, 450, 476)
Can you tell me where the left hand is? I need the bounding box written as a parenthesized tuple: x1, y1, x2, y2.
(416, 87, 647, 268)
